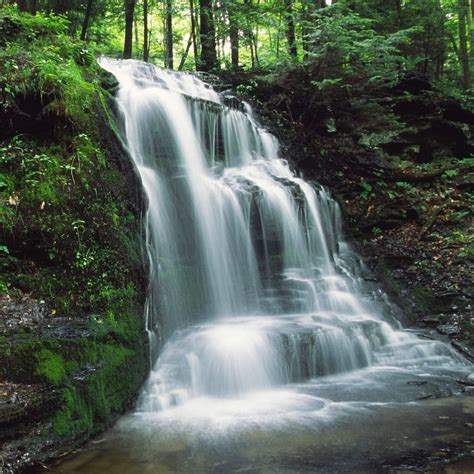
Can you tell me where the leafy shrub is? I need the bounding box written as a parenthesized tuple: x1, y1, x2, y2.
(0, 7, 99, 125)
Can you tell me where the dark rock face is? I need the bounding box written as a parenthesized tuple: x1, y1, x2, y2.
(0, 381, 61, 440)
(239, 72, 473, 354)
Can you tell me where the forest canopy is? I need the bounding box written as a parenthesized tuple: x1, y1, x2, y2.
(1, 1, 473, 95)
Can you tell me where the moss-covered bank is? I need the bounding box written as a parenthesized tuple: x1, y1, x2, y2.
(0, 9, 148, 472)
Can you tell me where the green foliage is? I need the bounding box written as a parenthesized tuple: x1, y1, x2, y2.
(0, 8, 144, 320)
(236, 80, 258, 97)
(451, 210, 470, 221)
(459, 157, 474, 167)
(395, 181, 413, 191)
(1, 0, 472, 94)
(442, 169, 459, 179)
(310, 78, 344, 92)
(0, 7, 98, 126)
(302, 3, 421, 86)
(360, 182, 375, 201)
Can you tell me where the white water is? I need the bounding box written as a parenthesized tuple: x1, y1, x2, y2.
(100, 59, 470, 430)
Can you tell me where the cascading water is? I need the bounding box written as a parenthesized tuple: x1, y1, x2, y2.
(96, 59, 471, 455)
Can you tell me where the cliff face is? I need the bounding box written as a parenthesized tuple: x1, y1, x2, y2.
(232, 70, 473, 356)
(0, 11, 148, 472)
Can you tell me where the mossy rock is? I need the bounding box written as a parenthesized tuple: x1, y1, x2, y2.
(0, 314, 147, 445)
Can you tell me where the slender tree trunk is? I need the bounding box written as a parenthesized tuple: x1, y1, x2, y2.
(434, 0, 445, 80)
(179, 34, 193, 70)
(229, 8, 239, 69)
(199, 0, 218, 71)
(301, 2, 310, 59)
(243, 0, 256, 67)
(435, 25, 446, 79)
(134, 17, 139, 53)
(165, 0, 174, 68)
(284, 0, 297, 59)
(468, 0, 474, 63)
(17, 0, 36, 14)
(217, 4, 225, 63)
(190, 0, 199, 68)
(276, 11, 282, 59)
(458, 0, 471, 89)
(143, 0, 149, 61)
(123, 0, 136, 59)
(80, 0, 93, 41)
(254, 0, 260, 66)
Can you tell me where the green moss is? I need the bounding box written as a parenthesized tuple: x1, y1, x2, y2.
(51, 341, 144, 436)
(34, 349, 66, 385)
(1, 328, 146, 438)
(52, 410, 71, 436)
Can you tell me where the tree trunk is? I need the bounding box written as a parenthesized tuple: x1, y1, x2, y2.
(190, 0, 199, 68)
(468, 0, 474, 63)
(166, 0, 174, 69)
(123, 0, 136, 59)
(199, 0, 218, 71)
(254, 0, 260, 66)
(179, 34, 193, 70)
(284, 0, 297, 59)
(243, 0, 257, 68)
(434, 0, 445, 80)
(276, 11, 282, 58)
(80, 0, 94, 41)
(17, 0, 36, 14)
(144, 0, 149, 62)
(458, 0, 471, 89)
(228, 8, 239, 69)
(134, 16, 139, 52)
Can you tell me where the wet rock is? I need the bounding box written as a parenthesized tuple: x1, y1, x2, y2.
(452, 341, 474, 361)
(437, 324, 461, 336)
(466, 373, 474, 384)
(422, 317, 441, 325)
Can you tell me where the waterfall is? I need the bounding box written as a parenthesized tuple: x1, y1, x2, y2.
(100, 59, 469, 419)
